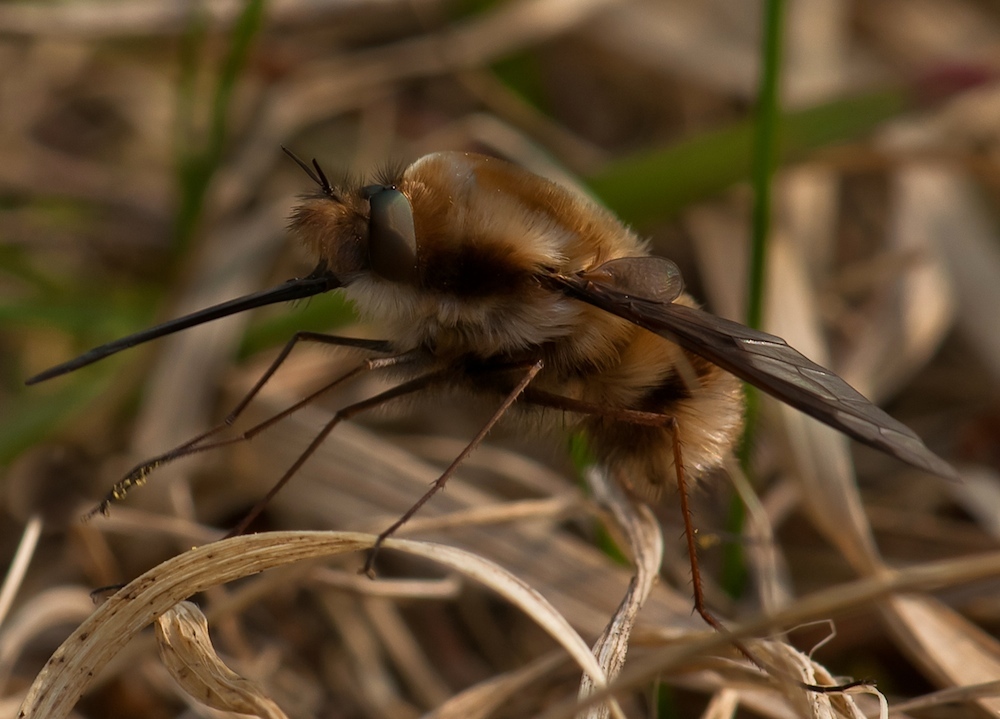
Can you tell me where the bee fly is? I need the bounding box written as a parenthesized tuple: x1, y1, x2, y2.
(27, 150, 957, 631)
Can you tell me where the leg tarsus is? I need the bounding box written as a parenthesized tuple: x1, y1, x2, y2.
(669, 422, 873, 694)
(85, 335, 406, 516)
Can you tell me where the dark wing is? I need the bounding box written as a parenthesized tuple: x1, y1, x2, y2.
(550, 260, 958, 481)
(26, 264, 343, 385)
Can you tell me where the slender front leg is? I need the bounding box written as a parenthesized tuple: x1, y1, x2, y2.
(227, 365, 456, 538)
(87, 333, 402, 517)
(363, 359, 545, 576)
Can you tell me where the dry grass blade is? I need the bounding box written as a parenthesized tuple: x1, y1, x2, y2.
(215, 0, 621, 213)
(316, 593, 409, 715)
(436, 654, 565, 719)
(16, 532, 606, 719)
(765, 232, 882, 572)
(0, 516, 42, 630)
(361, 598, 453, 707)
(6, 0, 995, 715)
(893, 679, 1000, 713)
(577, 467, 662, 719)
(17, 533, 366, 719)
(310, 567, 463, 599)
(155, 601, 288, 719)
(674, 639, 875, 719)
(0, 587, 96, 692)
(535, 547, 1000, 719)
(379, 539, 609, 688)
(0, 0, 405, 37)
(846, 167, 955, 398)
(879, 595, 1000, 714)
(760, 175, 1000, 714)
(906, 169, 1000, 383)
(257, 409, 701, 639)
(699, 688, 740, 719)
(425, 652, 568, 719)
(750, 640, 869, 719)
(726, 458, 793, 613)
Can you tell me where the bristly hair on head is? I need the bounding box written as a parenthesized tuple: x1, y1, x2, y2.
(373, 160, 409, 189)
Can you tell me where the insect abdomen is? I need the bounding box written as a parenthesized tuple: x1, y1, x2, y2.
(575, 298, 744, 497)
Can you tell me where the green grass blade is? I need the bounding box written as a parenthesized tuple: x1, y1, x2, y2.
(173, 0, 267, 257)
(587, 88, 907, 224)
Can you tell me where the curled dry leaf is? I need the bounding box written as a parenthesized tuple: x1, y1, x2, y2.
(155, 601, 287, 719)
(17, 531, 605, 719)
(751, 639, 869, 719)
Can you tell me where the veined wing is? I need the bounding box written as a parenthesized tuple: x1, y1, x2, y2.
(550, 260, 957, 481)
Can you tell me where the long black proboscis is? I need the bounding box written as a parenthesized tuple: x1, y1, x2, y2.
(26, 266, 342, 385)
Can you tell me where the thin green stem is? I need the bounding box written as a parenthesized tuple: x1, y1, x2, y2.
(173, 0, 266, 258)
(747, 0, 786, 331)
(723, 0, 786, 599)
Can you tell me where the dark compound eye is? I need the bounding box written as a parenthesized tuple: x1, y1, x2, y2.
(368, 187, 418, 284)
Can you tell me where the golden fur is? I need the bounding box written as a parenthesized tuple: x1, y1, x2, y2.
(289, 151, 743, 492)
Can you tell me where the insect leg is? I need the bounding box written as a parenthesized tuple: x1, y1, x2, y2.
(226, 365, 458, 538)
(363, 359, 545, 576)
(665, 423, 720, 631)
(520, 389, 871, 692)
(521, 392, 729, 624)
(87, 332, 403, 517)
(672, 438, 869, 692)
(225, 332, 395, 420)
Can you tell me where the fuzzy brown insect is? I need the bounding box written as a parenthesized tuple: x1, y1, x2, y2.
(28, 150, 957, 630)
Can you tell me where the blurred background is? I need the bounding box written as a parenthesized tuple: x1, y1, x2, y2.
(3, 0, 1000, 717)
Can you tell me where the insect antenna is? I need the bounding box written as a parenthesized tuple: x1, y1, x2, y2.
(281, 146, 334, 196)
(312, 159, 333, 195)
